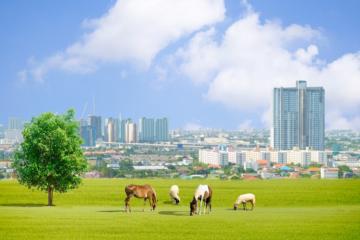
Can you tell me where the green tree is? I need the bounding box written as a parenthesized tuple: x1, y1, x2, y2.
(13, 109, 87, 206)
(338, 165, 352, 178)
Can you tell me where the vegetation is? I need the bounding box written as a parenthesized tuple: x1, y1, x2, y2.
(13, 109, 87, 206)
(338, 165, 353, 178)
(0, 179, 359, 240)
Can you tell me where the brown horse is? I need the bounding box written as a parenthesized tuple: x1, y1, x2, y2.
(125, 184, 157, 212)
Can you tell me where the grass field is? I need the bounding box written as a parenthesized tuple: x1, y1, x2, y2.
(1, 179, 360, 240)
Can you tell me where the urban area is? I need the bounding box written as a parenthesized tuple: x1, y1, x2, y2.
(1, 81, 359, 180)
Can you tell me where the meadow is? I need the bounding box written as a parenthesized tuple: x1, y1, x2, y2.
(0, 178, 360, 240)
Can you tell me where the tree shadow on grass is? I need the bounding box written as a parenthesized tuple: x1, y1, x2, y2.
(0, 203, 47, 207)
(158, 210, 189, 217)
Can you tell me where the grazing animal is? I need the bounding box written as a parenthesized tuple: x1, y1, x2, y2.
(169, 185, 180, 205)
(189, 185, 212, 216)
(233, 193, 256, 211)
(124, 184, 157, 212)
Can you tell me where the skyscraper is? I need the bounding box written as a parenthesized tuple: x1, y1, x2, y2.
(125, 121, 137, 143)
(88, 115, 102, 141)
(118, 119, 129, 143)
(155, 118, 169, 142)
(8, 117, 22, 130)
(272, 80, 325, 150)
(0, 124, 4, 139)
(104, 118, 119, 143)
(80, 125, 96, 146)
(139, 117, 155, 142)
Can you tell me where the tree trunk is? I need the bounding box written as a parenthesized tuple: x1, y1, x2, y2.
(47, 186, 54, 206)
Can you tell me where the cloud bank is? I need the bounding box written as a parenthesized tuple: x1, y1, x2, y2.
(21, 0, 225, 81)
(175, 6, 360, 129)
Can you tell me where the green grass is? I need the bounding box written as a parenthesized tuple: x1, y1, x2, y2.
(1, 179, 360, 240)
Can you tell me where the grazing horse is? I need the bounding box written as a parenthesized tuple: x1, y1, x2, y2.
(125, 184, 157, 212)
(169, 185, 180, 205)
(189, 185, 212, 216)
(233, 193, 256, 211)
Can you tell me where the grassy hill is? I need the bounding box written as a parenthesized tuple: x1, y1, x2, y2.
(1, 179, 359, 240)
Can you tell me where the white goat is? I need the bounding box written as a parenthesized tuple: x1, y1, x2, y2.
(169, 185, 180, 205)
(233, 193, 256, 211)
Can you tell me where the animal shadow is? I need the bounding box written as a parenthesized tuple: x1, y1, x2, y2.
(97, 209, 126, 213)
(97, 209, 155, 213)
(158, 210, 188, 217)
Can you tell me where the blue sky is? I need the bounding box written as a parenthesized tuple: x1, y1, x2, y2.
(1, 0, 360, 130)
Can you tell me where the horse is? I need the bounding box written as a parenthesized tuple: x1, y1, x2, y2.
(124, 184, 157, 212)
(169, 185, 180, 205)
(233, 193, 256, 211)
(189, 184, 212, 216)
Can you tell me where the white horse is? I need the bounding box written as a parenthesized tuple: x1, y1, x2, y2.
(169, 185, 180, 205)
(233, 193, 256, 211)
(190, 185, 212, 216)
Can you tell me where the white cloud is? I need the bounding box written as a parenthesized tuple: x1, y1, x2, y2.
(24, 0, 225, 81)
(326, 111, 360, 130)
(295, 45, 319, 64)
(175, 4, 360, 130)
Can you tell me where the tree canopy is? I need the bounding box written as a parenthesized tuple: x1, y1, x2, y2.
(13, 109, 87, 206)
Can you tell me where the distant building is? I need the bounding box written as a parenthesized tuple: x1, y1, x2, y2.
(219, 151, 229, 166)
(155, 118, 169, 142)
(80, 125, 96, 146)
(104, 118, 119, 143)
(199, 148, 228, 167)
(228, 151, 246, 166)
(199, 148, 220, 166)
(133, 165, 168, 171)
(88, 115, 102, 141)
(0, 124, 4, 139)
(8, 117, 22, 130)
(4, 129, 23, 144)
(272, 81, 325, 150)
(333, 160, 360, 168)
(270, 151, 287, 164)
(320, 168, 338, 179)
(139, 117, 155, 142)
(125, 121, 137, 143)
(119, 119, 130, 143)
(199, 147, 329, 167)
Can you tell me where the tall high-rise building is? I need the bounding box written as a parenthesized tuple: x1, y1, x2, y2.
(139, 117, 155, 142)
(80, 125, 96, 146)
(272, 80, 325, 151)
(104, 118, 119, 143)
(0, 124, 4, 139)
(118, 119, 129, 143)
(79, 119, 88, 127)
(8, 117, 22, 130)
(155, 118, 169, 142)
(88, 115, 102, 141)
(125, 121, 137, 143)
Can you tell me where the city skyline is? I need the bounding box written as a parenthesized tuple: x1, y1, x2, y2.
(79, 115, 169, 146)
(1, 0, 360, 130)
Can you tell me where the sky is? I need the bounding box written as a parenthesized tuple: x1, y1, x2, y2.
(1, 0, 360, 130)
